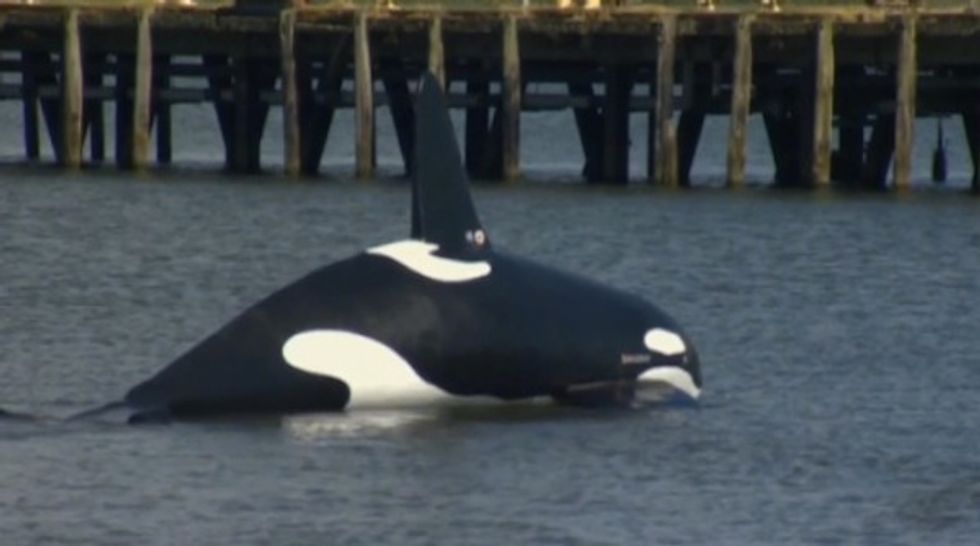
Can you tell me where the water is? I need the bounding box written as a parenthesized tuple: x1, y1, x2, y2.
(2, 105, 980, 543)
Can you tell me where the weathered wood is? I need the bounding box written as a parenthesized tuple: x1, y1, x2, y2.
(280, 9, 300, 177)
(661, 124, 678, 190)
(428, 15, 445, 90)
(812, 19, 834, 187)
(727, 15, 753, 187)
(894, 16, 917, 190)
(482, 77, 526, 181)
(654, 15, 677, 187)
(62, 9, 83, 169)
(133, 8, 153, 170)
(0, 5, 975, 191)
(502, 15, 521, 181)
(964, 111, 980, 193)
(602, 65, 631, 184)
(354, 11, 374, 179)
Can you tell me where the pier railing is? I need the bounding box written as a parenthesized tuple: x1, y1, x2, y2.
(0, 0, 978, 189)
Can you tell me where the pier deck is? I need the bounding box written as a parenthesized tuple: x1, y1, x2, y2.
(0, 1, 978, 190)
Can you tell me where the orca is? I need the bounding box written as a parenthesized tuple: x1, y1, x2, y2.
(122, 73, 702, 421)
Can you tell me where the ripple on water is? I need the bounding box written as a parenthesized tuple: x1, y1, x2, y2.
(2, 175, 980, 544)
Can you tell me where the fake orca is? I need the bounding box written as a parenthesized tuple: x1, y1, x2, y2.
(123, 73, 702, 420)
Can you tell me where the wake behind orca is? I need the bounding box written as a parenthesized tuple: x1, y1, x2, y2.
(97, 73, 702, 421)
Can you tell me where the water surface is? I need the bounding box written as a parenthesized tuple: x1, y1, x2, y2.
(2, 169, 979, 544)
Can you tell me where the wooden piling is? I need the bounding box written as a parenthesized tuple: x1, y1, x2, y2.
(84, 55, 104, 163)
(428, 16, 445, 89)
(251, 66, 277, 172)
(301, 38, 347, 175)
(502, 15, 521, 181)
(381, 58, 416, 176)
(864, 113, 895, 190)
(647, 72, 656, 182)
(231, 58, 251, 173)
(354, 11, 374, 179)
(115, 54, 134, 168)
(203, 54, 233, 169)
(30, 52, 62, 158)
(62, 9, 83, 169)
(570, 81, 603, 182)
(677, 62, 709, 186)
(484, 107, 504, 180)
(602, 65, 631, 184)
(763, 108, 798, 186)
(727, 15, 753, 187)
(894, 16, 917, 190)
(654, 15, 677, 187)
(133, 8, 153, 170)
(812, 19, 834, 187)
(22, 53, 39, 160)
(280, 9, 300, 177)
(676, 111, 704, 186)
(23, 99, 39, 160)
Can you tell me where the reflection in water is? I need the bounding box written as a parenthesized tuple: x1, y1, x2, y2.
(283, 410, 438, 441)
(280, 391, 701, 443)
(281, 396, 606, 441)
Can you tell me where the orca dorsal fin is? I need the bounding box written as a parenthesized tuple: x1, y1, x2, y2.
(411, 72, 489, 253)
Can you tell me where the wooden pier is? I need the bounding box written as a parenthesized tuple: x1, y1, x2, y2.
(0, 1, 979, 190)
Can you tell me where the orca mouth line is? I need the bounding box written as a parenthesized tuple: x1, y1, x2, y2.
(636, 366, 701, 402)
(561, 368, 700, 407)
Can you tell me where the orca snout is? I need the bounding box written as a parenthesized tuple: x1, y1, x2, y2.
(636, 328, 702, 402)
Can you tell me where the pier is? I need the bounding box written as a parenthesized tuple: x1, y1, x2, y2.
(0, 1, 978, 190)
